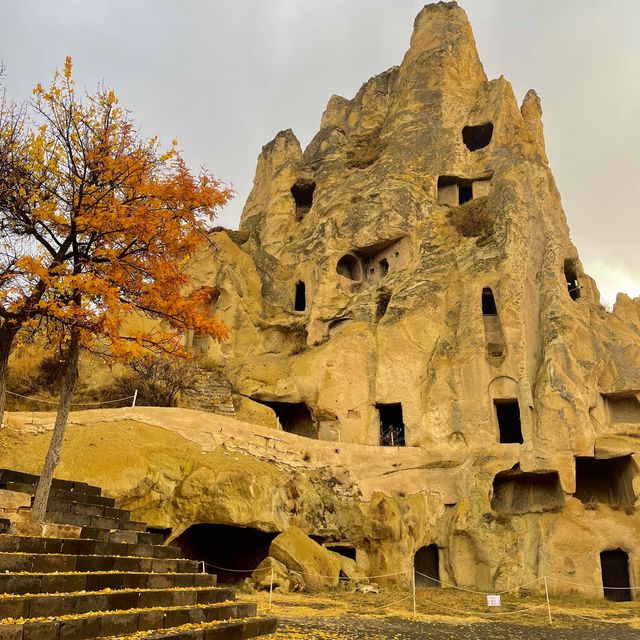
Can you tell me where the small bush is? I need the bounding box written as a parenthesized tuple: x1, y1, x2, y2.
(449, 196, 492, 238)
(114, 356, 200, 407)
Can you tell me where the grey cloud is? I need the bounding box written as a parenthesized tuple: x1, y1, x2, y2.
(1, 0, 638, 302)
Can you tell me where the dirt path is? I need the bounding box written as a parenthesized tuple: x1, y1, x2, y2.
(274, 616, 638, 639)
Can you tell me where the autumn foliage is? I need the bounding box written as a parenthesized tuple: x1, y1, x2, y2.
(2, 57, 229, 357)
(0, 58, 232, 520)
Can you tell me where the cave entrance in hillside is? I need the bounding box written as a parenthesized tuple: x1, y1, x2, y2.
(376, 291, 392, 320)
(495, 399, 523, 444)
(491, 469, 564, 514)
(564, 259, 581, 300)
(377, 403, 405, 446)
(462, 123, 494, 151)
(327, 545, 356, 560)
(172, 524, 278, 584)
(414, 545, 440, 588)
(604, 393, 640, 424)
(336, 254, 363, 281)
(482, 288, 498, 315)
(575, 455, 636, 510)
(600, 550, 632, 601)
(291, 180, 315, 220)
(378, 258, 389, 277)
(294, 281, 306, 311)
(253, 400, 318, 439)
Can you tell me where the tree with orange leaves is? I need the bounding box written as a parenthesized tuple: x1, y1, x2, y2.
(0, 58, 231, 521)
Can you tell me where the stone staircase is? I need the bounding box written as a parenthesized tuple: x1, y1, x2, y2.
(179, 370, 236, 416)
(0, 469, 276, 640)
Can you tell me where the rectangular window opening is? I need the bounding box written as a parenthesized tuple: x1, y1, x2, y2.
(575, 455, 636, 510)
(482, 288, 498, 315)
(495, 399, 523, 444)
(458, 185, 473, 205)
(377, 403, 405, 446)
(294, 281, 306, 312)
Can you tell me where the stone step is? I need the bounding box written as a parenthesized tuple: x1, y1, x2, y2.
(0, 534, 182, 559)
(46, 499, 130, 521)
(72, 526, 164, 546)
(0, 571, 216, 595)
(0, 515, 159, 546)
(0, 483, 116, 510)
(0, 552, 199, 574)
(52, 489, 116, 508)
(45, 510, 146, 531)
(0, 470, 102, 496)
(0, 601, 257, 640)
(119, 617, 278, 640)
(0, 586, 235, 620)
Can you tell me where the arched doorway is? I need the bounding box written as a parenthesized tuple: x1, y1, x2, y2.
(414, 544, 440, 587)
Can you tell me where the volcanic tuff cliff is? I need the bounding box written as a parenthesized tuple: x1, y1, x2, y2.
(196, 1, 640, 460)
(4, 2, 640, 596)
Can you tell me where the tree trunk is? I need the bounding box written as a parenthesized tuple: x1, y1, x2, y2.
(0, 323, 19, 429)
(31, 328, 81, 523)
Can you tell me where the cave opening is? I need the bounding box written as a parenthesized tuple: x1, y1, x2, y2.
(462, 123, 494, 151)
(414, 544, 440, 588)
(482, 288, 498, 315)
(376, 291, 392, 320)
(491, 469, 564, 514)
(327, 545, 356, 560)
(336, 254, 363, 281)
(291, 181, 315, 220)
(253, 399, 318, 439)
(458, 184, 473, 205)
(377, 403, 405, 446)
(171, 524, 278, 584)
(604, 393, 640, 424)
(495, 399, 523, 444)
(294, 281, 306, 311)
(575, 455, 636, 510)
(600, 550, 632, 602)
(564, 259, 581, 300)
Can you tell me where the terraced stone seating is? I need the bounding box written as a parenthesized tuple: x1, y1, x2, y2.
(0, 469, 276, 639)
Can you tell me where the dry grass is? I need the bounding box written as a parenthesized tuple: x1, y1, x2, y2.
(5, 341, 121, 412)
(245, 586, 640, 633)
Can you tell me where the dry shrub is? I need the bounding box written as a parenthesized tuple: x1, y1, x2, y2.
(114, 356, 200, 407)
(7, 341, 48, 396)
(449, 196, 492, 237)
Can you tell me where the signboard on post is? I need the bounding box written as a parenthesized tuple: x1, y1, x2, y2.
(487, 594, 501, 607)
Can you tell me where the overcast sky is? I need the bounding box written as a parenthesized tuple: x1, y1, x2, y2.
(1, 1, 638, 305)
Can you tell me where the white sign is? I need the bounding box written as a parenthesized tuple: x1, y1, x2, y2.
(487, 594, 501, 607)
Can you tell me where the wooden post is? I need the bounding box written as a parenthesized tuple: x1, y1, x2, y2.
(412, 568, 417, 620)
(268, 566, 274, 612)
(544, 576, 552, 625)
(132, 389, 138, 408)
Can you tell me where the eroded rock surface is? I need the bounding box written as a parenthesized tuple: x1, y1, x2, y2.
(4, 2, 640, 599)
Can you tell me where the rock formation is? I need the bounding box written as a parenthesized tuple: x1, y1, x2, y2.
(3, 1, 640, 599)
